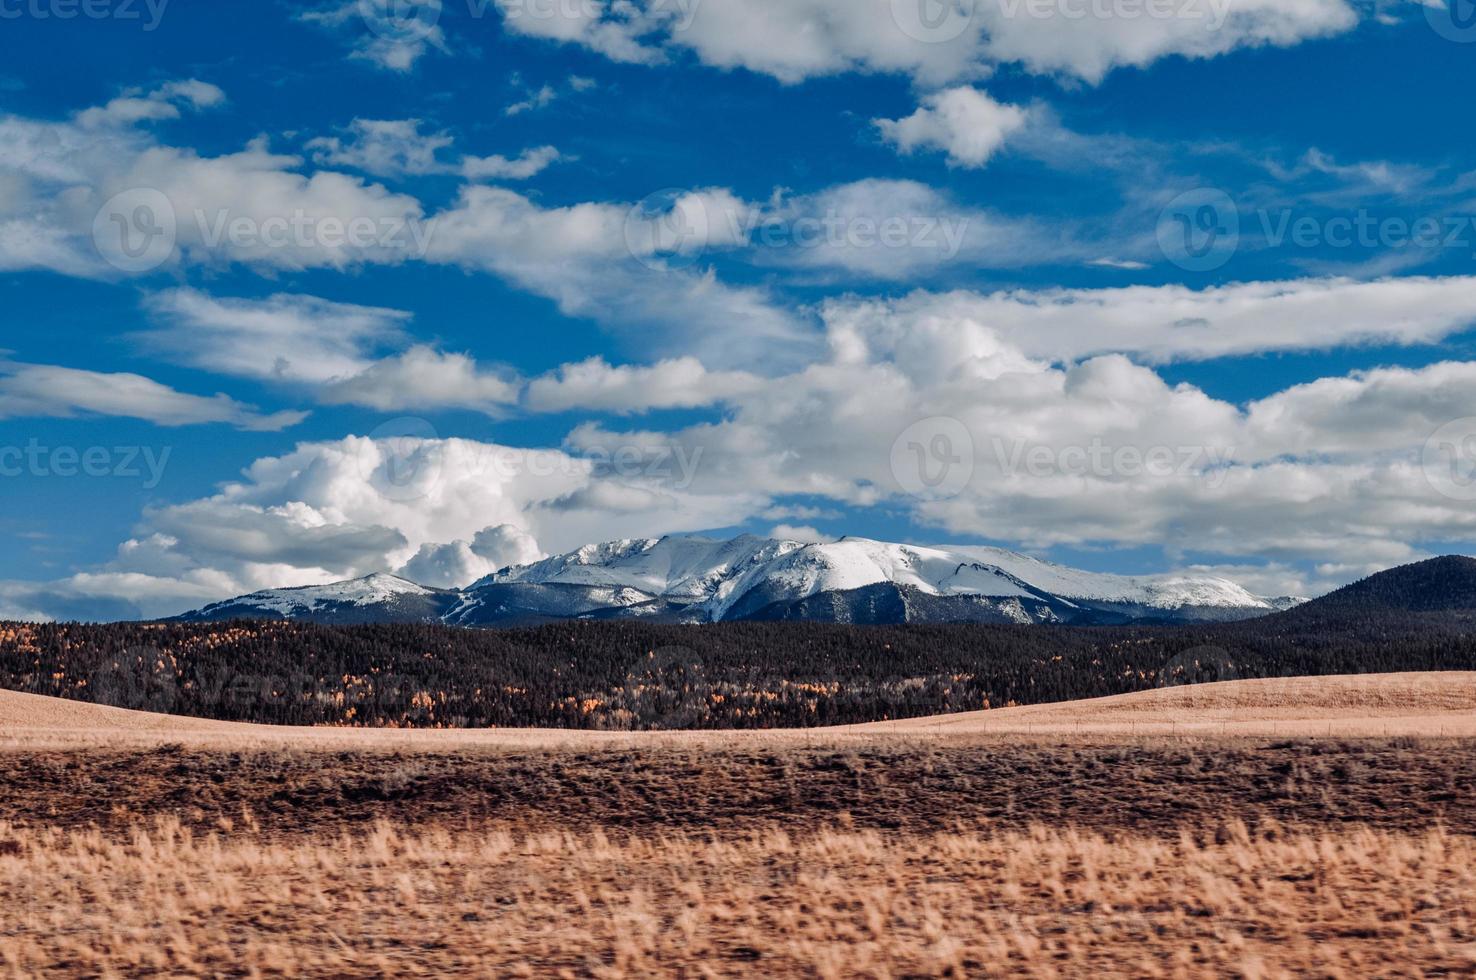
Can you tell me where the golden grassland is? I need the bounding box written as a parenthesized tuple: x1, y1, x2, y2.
(2, 815, 1473, 978)
(1, 671, 1474, 751)
(1, 675, 1474, 977)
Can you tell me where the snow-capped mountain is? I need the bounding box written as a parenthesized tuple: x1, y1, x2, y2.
(174, 574, 460, 625)
(172, 536, 1305, 627)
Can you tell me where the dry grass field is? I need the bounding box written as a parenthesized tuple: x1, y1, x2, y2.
(1, 673, 1474, 977)
(3, 817, 1473, 978)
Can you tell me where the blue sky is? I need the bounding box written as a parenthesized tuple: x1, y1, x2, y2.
(3, 0, 1476, 619)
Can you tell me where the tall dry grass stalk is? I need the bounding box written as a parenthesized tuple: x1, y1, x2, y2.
(1, 816, 1472, 977)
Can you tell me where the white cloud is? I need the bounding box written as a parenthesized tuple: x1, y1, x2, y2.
(0, 433, 763, 619)
(140, 289, 412, 383)
(489, 0, 1361, 85)
(524, 357, 762, 414)
(423, 185, 810, 368)
(397, 524, 545, 588)
(0, 94, 430, 277)
(10, 311, 1476, 618)
(975, 0, 1358, 84)
(307, 119, 561, 181)
(307, 119, 455, 177)
(823, 276, 1476, 365)
(506, 85, 559, 116)
(299, 1, 449, 72)
(320, 346, 521, 413)
(561, 295, 1476, 566)
(769, 524, 837, 544)
(1247, 360, 1476, 457)
(75, 79, 225, 129)
(753, 179, 1097, 279)
(141, 290, 519, 414)
(876, 87, 1028, 168)
(461, 146, 563, 180)
(0, 362, 306, 431)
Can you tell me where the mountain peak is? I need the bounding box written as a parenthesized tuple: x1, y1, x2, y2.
(172, 534, 1327, 628)
(1294, 555, 1476, 615)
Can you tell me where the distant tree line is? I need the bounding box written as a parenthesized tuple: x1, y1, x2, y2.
(1, 606, 1474, 729)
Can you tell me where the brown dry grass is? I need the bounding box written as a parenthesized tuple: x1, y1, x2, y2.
(3, 673, 1474, 977)
(2, 815, 1473, 978)
(5, 739, 1473, 840)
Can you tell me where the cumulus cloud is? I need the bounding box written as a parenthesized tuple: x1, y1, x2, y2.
(561, 295, 1476, 566)
(0, 432, 764, 619)
(875, 87, 1029, 168)
(0, 362, 306, 431)
(489, 0, 1361, 85)
(524, 357, 762, 414)
(397, 524, 545, 588)
(9, 314, 1476, 618)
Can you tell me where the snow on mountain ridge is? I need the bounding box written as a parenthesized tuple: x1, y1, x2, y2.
(198, 573, 437, 617)
(174, 537, 1297, 626)
(486, 536, 1279, 615)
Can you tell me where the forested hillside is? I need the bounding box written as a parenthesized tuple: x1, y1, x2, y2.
(3, 580, 1475, 729)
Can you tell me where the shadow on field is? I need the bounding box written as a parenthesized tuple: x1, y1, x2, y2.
(5, 738, 1471, 840)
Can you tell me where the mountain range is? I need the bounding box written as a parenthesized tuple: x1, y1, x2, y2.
(172, 535, 1307, 627)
